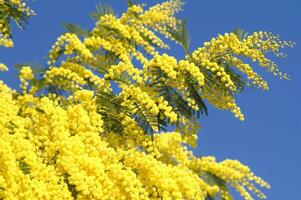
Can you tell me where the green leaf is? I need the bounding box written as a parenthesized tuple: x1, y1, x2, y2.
(167, 19, 191, 54)
(139, 33, 162, 49)
(200, 171, 232, 200)
(14, 61, 47, 75)
(18, 157, 31, 175)
(150, 68, 194, 120)
(132, 100, 158, 137)
(30, 78, 48, 92)
(64, 173, 78, 199)
(58, 98, 80, 109)
(96, 90, 131, 134)
(35, 107, 45, 114)
(188, 56, 236, 100)
(89, 3, 115, 21)
(149, 67, 208, 129)
(157, 111, 168, 132)
(2, 1, 30, 30)
(186, 79, 208, 116)
(222, 61, 245, 93)
(159, 84, 193, 119)
(88, 50, 118, 74)
(126, 0, 137, 7)
(232, 27, 248, 41)
(203, 172, 227, 187)
(105, 71, 133, 85)
(62, 23, 90, 37)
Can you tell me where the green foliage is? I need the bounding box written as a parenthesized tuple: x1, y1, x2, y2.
(14, 62, 54, 93)
(62, 23, 90, 37)
(126, 0, 137, 7)
(150, 67, 207, 123)
(222, 61, 245, 93)
(64, 173, 78, 199)
(15, 61, 46, 75)
(232, 27, 248, 41)
(88, 50, 118, 74)
(89, 3, 115, 21)
(96, 90, 130, 134)
(158, 83, 194, 119)
(169, 22, 247, 97)
(131, 100, 158, 137)
(201, 172, 232, 200)
(202, 172, 227, 189)
(168, 19, 191, 54)
(185, 76, 208, 116)
(0, 1, 30, 30)
(18, 157, 31, 175)
(96, 88, 160, 137)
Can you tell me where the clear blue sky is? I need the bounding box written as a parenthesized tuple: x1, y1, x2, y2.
(0, 0, 300, 199)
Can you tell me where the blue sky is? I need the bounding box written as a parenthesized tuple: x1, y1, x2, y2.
(0, 0, 300, 199)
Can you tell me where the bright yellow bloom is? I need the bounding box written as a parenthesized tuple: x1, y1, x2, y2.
(0, 0, 34, 47)
(0, 0, 294, 199)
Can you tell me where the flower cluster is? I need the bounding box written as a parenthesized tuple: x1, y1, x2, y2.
(0, 0, 34, 47)
(19, 66, 34, 92)
(119, 85, 160, 116)
(49, 33, 94, 64)
(0, 63, 8, 71)
(189, 157, 270, 200)
(192, 32, 294, 90)
(191, 31, 294, 120)
(1, 84, 269, 200)
(140, 0, 183, 39)
(104, 61, 143, 84)
(0, 0, 295, 199)
(43, 61, 109, 92)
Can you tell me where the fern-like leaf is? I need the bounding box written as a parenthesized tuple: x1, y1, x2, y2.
(167, 19, 191, 54)
(150, 68, 207, 122)
(222, 61, 245, 93)
(105, 71, 133, 85)
(62, 23, 90, 37)
(1, 1, 30, 30)
(126, 0, 137, 7)
(232, 27, 248, 41)
(132, 101, 158, 137)
(185, 77, 208, 116)
(96, 90, 131, 134)
(89, 3, 115, 21)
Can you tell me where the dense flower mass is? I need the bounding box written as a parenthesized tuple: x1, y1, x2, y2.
(0, 0, 294, 199)
(0, 86, 270, 200)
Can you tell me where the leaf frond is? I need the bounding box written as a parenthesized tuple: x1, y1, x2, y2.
(185, 77, 208, 116)
(167, 19, 191, 54)
(232, 27, 248, 41)
(126, 0, 137, 7)
(62, 23, 90, 37)
(132, 101, 158, 137)
(96, 90, 131, 134)
(89, 3, 115, 21)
